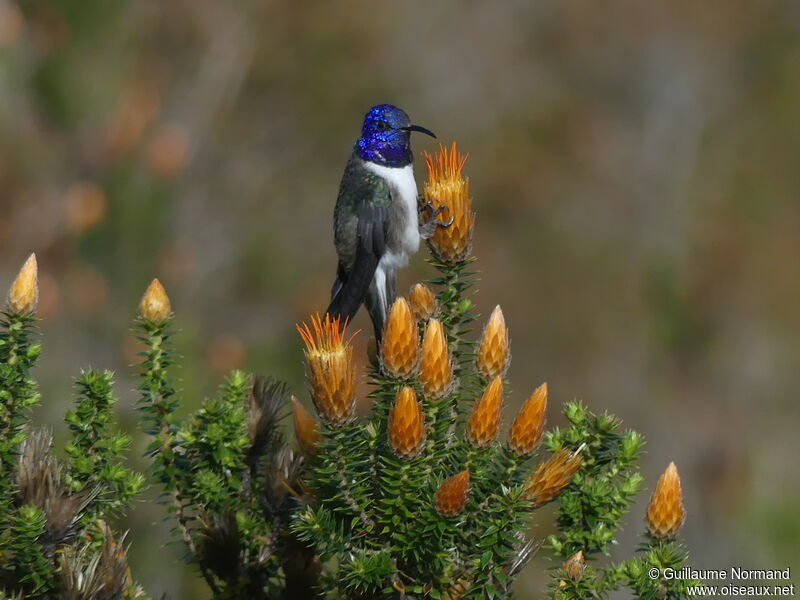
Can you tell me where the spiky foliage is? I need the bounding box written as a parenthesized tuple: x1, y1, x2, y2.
(290, 144, 568, 599)
(2, 505, 54, 595)
(543, 401, 645, 558)
(64, 370, 145, 522)
(134, 285, 314, 598)
(58, 523, 147, 600)
(0, 141, 697, 599)
(0, 306, 42, 507)
(0, 258, 147, 599)
(543, 404, 696, 600)
(288, 141, 696, 600)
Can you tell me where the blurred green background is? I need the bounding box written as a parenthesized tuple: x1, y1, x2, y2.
(1, 0, 799, 597)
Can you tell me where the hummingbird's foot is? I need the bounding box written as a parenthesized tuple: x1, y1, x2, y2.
(419, 205, 454, 239)
(420, 198, 445, 218)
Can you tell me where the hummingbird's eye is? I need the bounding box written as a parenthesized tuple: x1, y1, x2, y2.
(376, 121, 389, 131)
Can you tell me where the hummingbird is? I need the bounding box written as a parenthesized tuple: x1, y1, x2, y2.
(327, 104, 449, 343)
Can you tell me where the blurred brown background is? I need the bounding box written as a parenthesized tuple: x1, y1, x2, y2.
(1, 0, 798, 597)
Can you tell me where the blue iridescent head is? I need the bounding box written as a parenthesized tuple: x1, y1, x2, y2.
(356, 104, 436, 167)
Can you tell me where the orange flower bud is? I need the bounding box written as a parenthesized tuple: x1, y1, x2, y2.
(435, 470, 470, 517)
(422, 142, 475, 264)
(408, 283, 437, 320)
(524, 449, 582, 507)
(645, 462, 686, 539)
(387, 386, 425, 459)
(297, 313, 358, 427)
(507, 383, 547, 456)
(441, 576, 471, 600)
(564, 551, 585, 581)
(6, 253, 39, 315)
(291, 396, 322, 455)
(466, 376, 504, 448)
(138, 278, 171, 322)
(380, 297, 419, 379)
(476, 305, 510, 380)
(419, 319, 453, 399)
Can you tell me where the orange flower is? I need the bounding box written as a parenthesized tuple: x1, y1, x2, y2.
(524, 448, 582, 507)
(138, 278, 171, 323)
(387, 386, 425, 459)
(466, 376, 504, 448)
(476, 305, 510, 380)
(507, 383, 547, 456)
(435, 470, 470, 517)
(645, 462, 686, 539)
(408, 283, 437, 320)
(418, 319, 453, 399)
(380, 297, 419, 379)
(6, 253, 38, 315)
(441, 576, 471, 600)
(297, 313, 358, 427)
(422, 142, 475, 264)
(291, 396, 322, 455)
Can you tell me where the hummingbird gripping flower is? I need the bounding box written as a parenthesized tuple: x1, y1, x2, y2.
(327, 104, 450, 343)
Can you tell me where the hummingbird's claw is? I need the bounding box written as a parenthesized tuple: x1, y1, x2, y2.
(418, 205, 454, 240)
(427, 202, 447, 219)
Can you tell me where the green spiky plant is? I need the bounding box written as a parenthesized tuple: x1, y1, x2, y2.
(0, 255, 147, 599)
(133, 279, 318, 599)
(1, 142, 696, 600)
(288, 142, 696, 599)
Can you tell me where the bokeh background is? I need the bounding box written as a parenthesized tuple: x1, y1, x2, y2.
(1, 0, 799, 597)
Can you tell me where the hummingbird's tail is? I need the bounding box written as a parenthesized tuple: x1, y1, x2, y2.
(326, 257, 377, 336)
(327, 263, 396, 346)
(364, 266, 396, 345)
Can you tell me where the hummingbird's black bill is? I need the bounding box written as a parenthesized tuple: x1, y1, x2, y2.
(401, 124, 437, 139)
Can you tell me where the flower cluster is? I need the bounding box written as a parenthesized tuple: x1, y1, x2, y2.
(0, 139, 694, 600)
(286, 142, 694, 600)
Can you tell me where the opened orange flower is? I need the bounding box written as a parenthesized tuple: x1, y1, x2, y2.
(476, 305, 510, 380)
(645, 462, 685, 539)
(466, 376, 504, 448)
(435, 470, 470, 517)
(507, 382, 547, 456)
(7, 253, 39, 316)
(387, 386, 425, 459)
(139, 278, 171, 323)
(422, 142, 475, 264)
(380, 297, 419, 379)
(297, 313, 357, 427)
(524, 448, 582, 507)
(291, 396, 322, 455)
(419, 319, 453, 399)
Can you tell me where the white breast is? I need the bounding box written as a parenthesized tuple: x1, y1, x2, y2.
(363, 162, 420, 269)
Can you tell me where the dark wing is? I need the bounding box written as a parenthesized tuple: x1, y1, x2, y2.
(328, 165, 391, 324)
